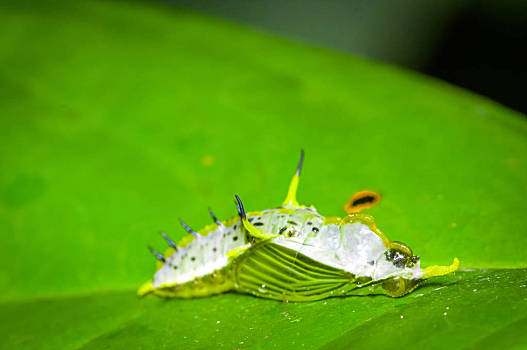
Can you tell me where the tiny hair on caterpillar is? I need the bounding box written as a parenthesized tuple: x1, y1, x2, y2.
(139, 151, 459, 301)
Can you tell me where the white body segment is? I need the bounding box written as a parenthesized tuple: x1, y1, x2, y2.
(274, 220, 423, 281)
(152, 222, 247, 287)
(152, 207, 324, 287)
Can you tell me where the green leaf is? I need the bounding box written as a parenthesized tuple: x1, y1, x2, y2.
(0, 0, 526, 349)
(1, 270, 526, 349)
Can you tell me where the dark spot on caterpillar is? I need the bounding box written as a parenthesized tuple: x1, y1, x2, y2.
(287, 220, 298, 226)
(254, 222, 264, 226)
(368, 260, 375, 265)
(385, 248, 417, 268)
(191, 257, 196, 262)
(312, 227, 319, 232)
(407, 255, 420, 268)
(233, 224, 238, 229)
(248, 217, 254, 223)
(233, 236, 239, 241)
(306, 221, 312, 225)
(287, 231, 295, 237)
(173, 265, 178, 270)
(212, 247, 217, 252)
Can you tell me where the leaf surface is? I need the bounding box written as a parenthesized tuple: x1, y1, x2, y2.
(0, 0, 526, 349)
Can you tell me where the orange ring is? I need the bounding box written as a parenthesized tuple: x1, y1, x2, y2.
(344, 190, 381, 213)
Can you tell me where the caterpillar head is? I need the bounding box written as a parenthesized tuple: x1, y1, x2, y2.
(371, 249, 459, 297)
(340, 213, 459, 297)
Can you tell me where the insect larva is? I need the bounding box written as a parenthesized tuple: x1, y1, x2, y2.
(139, 151, 459, 300)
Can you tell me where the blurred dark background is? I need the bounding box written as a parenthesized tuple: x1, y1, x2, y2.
(164, 0, 527, 114)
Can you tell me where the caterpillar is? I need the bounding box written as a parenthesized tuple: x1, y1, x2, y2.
(139, 151, 459, 300)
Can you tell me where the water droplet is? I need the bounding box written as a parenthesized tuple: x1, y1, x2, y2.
(400, 315, 404, 319)
(473, 289, 478, 292)
(217, 320, 221, 324)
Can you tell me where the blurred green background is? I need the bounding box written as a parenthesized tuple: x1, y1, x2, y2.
(170, 0, 527, 114)
(0, 1, 526, 349)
